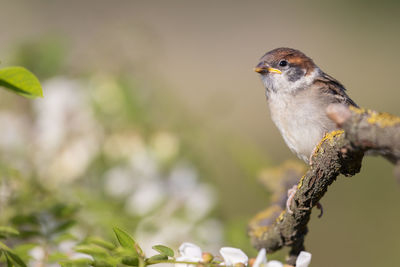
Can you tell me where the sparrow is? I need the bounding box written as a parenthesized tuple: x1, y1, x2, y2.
(255, 48, 358, 214)
(254, 47, 358, 164)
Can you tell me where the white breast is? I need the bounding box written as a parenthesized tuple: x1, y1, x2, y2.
(267, 89, 337, 162)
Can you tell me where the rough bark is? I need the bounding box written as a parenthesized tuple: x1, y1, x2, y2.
(248, 104, 400, 266)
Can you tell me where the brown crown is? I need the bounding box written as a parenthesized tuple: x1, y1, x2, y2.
(260, 47, 316, 75)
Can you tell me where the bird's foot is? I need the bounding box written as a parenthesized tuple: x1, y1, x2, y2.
(316, 202, 323, 218)
(286, 185, 324, 218)
(286, 185, 297, 214)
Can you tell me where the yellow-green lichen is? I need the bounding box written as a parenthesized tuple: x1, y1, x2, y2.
(349, 105, 366, 115)
(367, 111, 400, 127)
(249, 225, 269, 239)
(249, 205, 282, 234)
(313, 130, 344, 156)
(252, 205, 281, 222)
(297, 174, 306, 189)
(276, 210, 286, 223)
(349, 105, 400, 128)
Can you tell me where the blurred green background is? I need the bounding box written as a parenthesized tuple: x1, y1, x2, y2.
(0, 0, 399, 266)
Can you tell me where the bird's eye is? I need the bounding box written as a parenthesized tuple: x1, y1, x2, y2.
(279, 60, 288, 67)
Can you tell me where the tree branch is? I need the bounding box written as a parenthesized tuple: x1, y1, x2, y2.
(248, 104, 400, 265)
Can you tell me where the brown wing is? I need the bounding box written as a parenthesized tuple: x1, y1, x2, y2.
(314, 72, 358, 107)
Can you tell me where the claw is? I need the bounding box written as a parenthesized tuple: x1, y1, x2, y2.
(316, 202, 324, 218)
(286, 185, 297, 214)
(286, 185, 324, 218)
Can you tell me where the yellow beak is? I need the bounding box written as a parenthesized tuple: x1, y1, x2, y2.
(267, 67, 282, 74)
(253, 67, 282, 74)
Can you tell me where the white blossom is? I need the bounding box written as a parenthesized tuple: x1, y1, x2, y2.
(220, 247, 248, 266)
(184, 184, 216, 221)
(266, 261, 283, 267)
(125, 181, 166, 215)
(104, 166, 136, 198)
(296, 251, 312, 267)
(178, 242, 202, 260)
(252, 248, 267, 267)
(33, 77, 101, 183)
(252, 249, 311, 267)
(130, 148, 158, 179)
(29, 246, 45, 261)
(168, 163, 199, 200)
(175, 242, 203, 267)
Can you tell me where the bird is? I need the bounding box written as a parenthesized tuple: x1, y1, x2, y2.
(254, 47, 357, 164)
(254, 48, 358, 214)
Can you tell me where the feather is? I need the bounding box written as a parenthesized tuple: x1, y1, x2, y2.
(314, 72, 358, 107)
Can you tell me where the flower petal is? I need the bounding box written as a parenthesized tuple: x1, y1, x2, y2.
(266, 260, 283, 267)
(253, 248, 267, 267)
(296, 251, 312, 267)
(176, 243, 203, 267)
(178, 243, 202, 260)
(220, 247, 248, 266)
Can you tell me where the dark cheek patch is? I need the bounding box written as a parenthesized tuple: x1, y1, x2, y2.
(287, 67, 304, 82)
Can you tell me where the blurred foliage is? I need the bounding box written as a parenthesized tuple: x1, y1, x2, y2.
(12, 37, 66, 80)
(0, 37, 275, 265)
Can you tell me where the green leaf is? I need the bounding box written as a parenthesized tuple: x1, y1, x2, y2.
(121, 256, 139, 266)
(152, 245, 174, 257)
(13, 243, 37, 260)
(60, 258, 93, 267)
(75, 245, 108, 257)
(11, 214, 39, 226)
(0, 241, 12, 251)
(6, 251, 26, 267)
(51, 220, 76, 234)
(53, 233, 79, 243)
(0, 227, 19, 237)
(50, 203, 78, 218)
(87, 237, 116, 250)
(147, 254, 168, 262)
(113, 227, 135, 250)
(47, 252, 69, 262)
(16, 230, 41, 239)
(5, 254, 13, 267)
(113, 227, 143, 256)
(0, 66, 43, 98)
(0, 243, 27, 267)
(92, 260, 114, 267)
(13, 37, 66, 79)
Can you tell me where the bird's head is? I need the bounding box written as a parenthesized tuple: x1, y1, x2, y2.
(254, 47, 319, 95)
